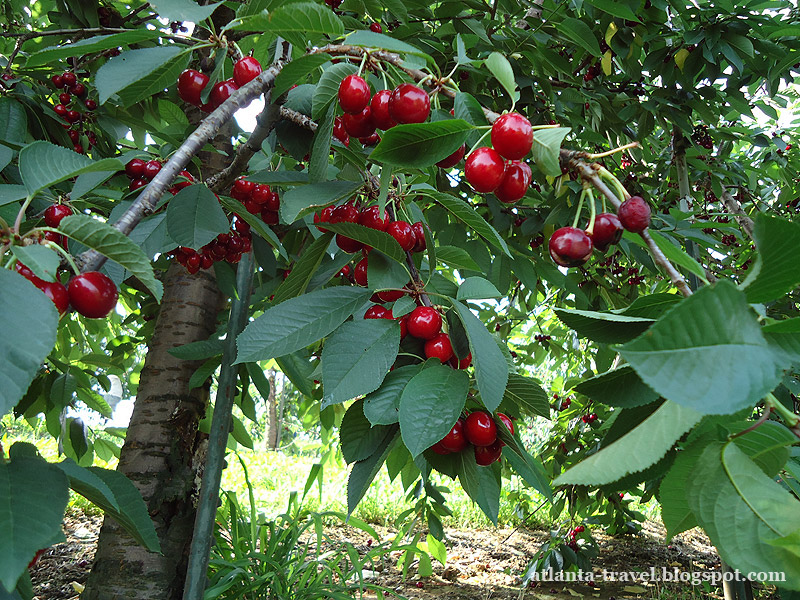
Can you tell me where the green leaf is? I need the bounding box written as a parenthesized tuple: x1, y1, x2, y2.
(619, 281, 785, 415)
(502, 374, 550, 419)
(347, 427, 398, 516)
(341, 30, 434, 64)
(321, 319, 400, 408)
(0, 98, 27, 145)
(149, 0, 222, 22)
(280, 180, 364, 223)
(742, 214, 800, 303)
(555, 308, 653, 344)
(458, 453, 501, 525)
(167, 339, 224, 360)
(363, 364, 421, 425)
(272, 233, 333, 304)
(398, 364, 469, 458)
(26, 31, 162, 67)
(558, 17, 602, 56)
(10, 246, 60, 283)
(451, 301, 508, 412)
(310, 103, 335, 184)
(637, 231, 709, 284)
(59, 215, 163, 301)
(273, 54, 332, 100)
(241, 2, 344, 47)
(0, 457, 69, 592)
(0, 271, 58, 418)
(216, 196, 287, 260)
(425, 190, 510, 256)
(166, 184, 231, 250)
(18, 141, 123, 198)
(248, 170, 311, 185)
(659, 438, 709, 539)
(95, 46, 190, 106)
(370, 120, 474, 168)
(502, 446, 552, 500)
(340, 399, 394, 463)
(457, 277, 501, 300)
(436, 245, 481, 271)
(484, 52, 517, 101)
(531, 127, 570, 177)
(763, 317, 800, 362)
(236, 287, 372, 363)
(55, 459, 119, 512)
(731, 421, 797, 477)
(0, 185, 27, 207)
(555, 401, 703, 486)
(584, 0, 639, 21)
(575, 366, 659, 409)
(366, 250, 409, 289)
(320, 222, 406, 264)
(312, 62, 358, 120)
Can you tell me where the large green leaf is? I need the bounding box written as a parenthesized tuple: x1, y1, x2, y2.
(502, 374, 550, 418)
(320, 222, 406, 264)
(0, 457, 69, 592)
(26, 31, 162, 67)
(347, 428, 398, 516)
(554, 401, 703, 485)
(425, 190, 510, 256)
(239, 2, 343, 47)
(311, 62, 358, 120)
(659, 439, 710, 539)
(484, 52, 517, 102)
(530, 127, 571, 177)
(0, 98, 27, 145)
(59, 215, 163, 301)
(10, 245, 60, 283)
(451, 301, 508, 412)
(272, 233, 333, 304)
(166, 184, 231, 250)
(363, 364, 421, 425)
(742, 213, 800, 303)
(557, 17, 602, 56)
(457, 453, 501, 525)
(619, 281, 786, 415)
(502, 446, 552, 500)
(340, 399, 394, 463)
(370, 120, 474, 168)
(149, 0, 223, 22)
(95, 46, 191, 106)
(273, 53, 332, 100)
(236, 287, 372, 363)
(0, 271, 59, 418)
(398, 364, 469, 458)
(436, 245, 481, 271)
(309, 102, 336, 184)
(554, 308, 653, 343)
(280, 180, 364, 223)
(342, 30, 434, 64)
(575, 366, 659, 409)
(321, 319, 400, 408)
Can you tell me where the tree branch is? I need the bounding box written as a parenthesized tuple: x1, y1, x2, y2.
(720, 190, 755, 239)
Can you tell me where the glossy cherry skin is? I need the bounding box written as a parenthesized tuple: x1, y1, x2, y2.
(364, 304, 393, 319)
(143, 160, 162, 180)
(494, 160, 531, 203)
(589, 212, 623, 251)
(618, 196, 651, 232)
(388, 83, 430, 124)
(406, 306, 442, 340)
(331, 204, 359, 223)
(450, 352, 472, 369)
(491, 112, 533, 160)
(359, 133, 380, 146)
(436, 144, 466, 169)
(369, 22, 382, 33)
(424, 333, 453, 363)
(440, 418, 467, 453)
(464, 411, 497, 447)
(250, 184, 271, 205)
(233, 56, 262, 87)
(51, 74, 64, 88)
(354, 257, 369, 286)
(264, 191, 280, 212)
(61, 72, 77, 87)
(358, 205, 389, 231)
(411, 222, 426, 252)
(549, 227, 593, 267)
(338, 74, 371, 114)
(377, 289, 404, 302)
(386, 220, 415, 251)
(36, 280, 70, 315)
(474, 440, 503, 465)
(44, 204, 73, 228)
(68, 271, 118, 318)
(59, 92, 72, 105)
(65, 110, 80, 123)
(342, 106, 376, 138)
(209, 79, 239, 109)
(231, 178, 255, 201)
(431, 441, 451, 455)
(177, 69, 209, 105)
(84, 99, 97, 110)
(125, 158, 145, 179)
(70, 83, 87, 98)
(333, 116, 350, 146)
(129, 178, 147, 191)
(369, 90, 397, 130)
(464, 147, 505, 193)
(336, 234, 364, 253)
(497, 413, 514, 436)
(53, 104, 68, 117)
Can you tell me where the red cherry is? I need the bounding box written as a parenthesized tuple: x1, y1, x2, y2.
(70, 83, 87, 98)
(333, 116, 350, 146)
(125, 158, 145, 179)
(410, 222, 427, 252)
(65, 110, 80, 123)
(34, 280, 70, 315)
(369, 22, 382, 33)
(497, 413, 514, 436)
(377, 289, 404, 302)
(575, 525, 585, 533)
(494, 160, 531, 203)
(61, 72, 77, 87)
(388, 83, 430, 124)
(73, 144, 84, 154)
(59, 92, 71, 105)
(315, 206, 335, 231)
(358, 205, 389, 231)
(68, 129, 81, 143)
(491, 112, 533, 159)
(406, 306, 442, 340)
(474, 440, 502, 466)
(436, 144, 466, 169)
(143, 160, 162, 180)
(386, 220, 415, 251)
(354, 257, 369, 286)
(67, 271, 118, 318)
(431, 441, 451, 455)
(588, 212, 623, 251)
(233, 56, 262, 87)
(331, 204, 359, 224)
(261, 209, 279, 224)
(209, 79, 239, 109)
(44, 204, 73, 228)
(231, 178, 255, 201)
(264, 192, 280, 212)
(336, 234, 363, 253)
(172, 170, 194, 192)
(51, 74, 64, 88)
(450, 352, 472, 369)
(364, 304, 393, 319)
(342, 106, 376, 138)
(15, 262, 39, 283)
(424, 333, 453, 363)
(360, 133, 380, 146)
(369, 90, 397, 130)
(53, 104, 68, 117)
(177, 69, 210, 106)
(84, 99, 97, 110)
(440, 418, 467, 453)
(244, 198, 261, 214)
(464, 411, 497, 447)
(464, 147, 505, 193)
(338, 74, 371, 114)
(251, 184, 271, 205)
(129, 178, 147, 191)
(549, 227, 593, 267)
(617, 196, 651, 232)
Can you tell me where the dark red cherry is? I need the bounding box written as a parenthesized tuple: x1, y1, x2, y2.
(494, 160, 531, 203)
(386, 220, 415, 251)
(177, 69, 210, 106)
(618, 196, 651, 232)
(440, 418, 467, 453)
(44, 204, 73, 228)
(209, 79, 239, 109)
(336, 234, 364, 253)
(338, 74, 371, 114)
(548, 227, 593, 267)
(125, 158, 146, 179)
(388, 83, 430, 124)
(61, 72, 77, 87)
(464, 147, 505, 193)
(143, 160, 162, 180)
(436, 144, 466, 169)
(588, 212, 623, 251)
(342, 106, 376, 138)
(67, 271, 118, 318)
(491, 112, 533, 160)
(35, 280, 70, 315)
(369, 22, 382, 33)
(358, 205, 389, 231)
(370, 90, 397, 130)
(364, 304, 393, 319)
(333, 116, 350, 146)
(411, 222, 427, 252)
(474, 440, 503, 465)
(354, 257, 369, 286)
(360, 133, 380, 146)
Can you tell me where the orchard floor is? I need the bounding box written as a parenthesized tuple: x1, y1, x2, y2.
(30, 509, 782, 600)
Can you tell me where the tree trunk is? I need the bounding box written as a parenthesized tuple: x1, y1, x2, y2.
(266, 369, 279, 450)
(83, 264, 223, 600)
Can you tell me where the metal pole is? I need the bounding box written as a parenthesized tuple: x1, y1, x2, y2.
(182, 251, 255, 600)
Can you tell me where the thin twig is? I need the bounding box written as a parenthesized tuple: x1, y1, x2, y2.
(720, 190, 755, 239)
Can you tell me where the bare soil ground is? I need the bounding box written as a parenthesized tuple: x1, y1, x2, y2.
(29, 509, 781, 600)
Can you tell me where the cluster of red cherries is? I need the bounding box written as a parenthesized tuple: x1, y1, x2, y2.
(171, 224, 252, 274)
(124, 157, 195, 194)
(315, 202, 425, 254)
(333, 74, 431, 147)
(50, 70, 99, 154)
(177, 56, 262, 112)
(565, 524, 585, 552)
(229, 176, 281, 224)
(431, 410, 514, 466)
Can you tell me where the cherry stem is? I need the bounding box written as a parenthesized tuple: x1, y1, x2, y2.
(586, 141, 640, 159)
(571, 189, 586, 229)
(40, 234, 80, 275)
(766, 393, 800, 435)
(13, 194, 34, 235)
(730, 405, 773, 440)
(467, 128, 492, 156)
(357, 52, 368, 77)
(530, 124, 562, 131)
(585, 188, 597, 235)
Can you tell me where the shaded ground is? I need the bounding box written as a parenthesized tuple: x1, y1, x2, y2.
(29, 510, 780, 599)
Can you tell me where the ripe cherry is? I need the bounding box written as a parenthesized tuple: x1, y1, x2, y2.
(53, 104, 68, 117)
(369, 90, 397, 130)
(388, 83, 430, 124)
(494, 160, 531, 203)
(233, 56, 262, 87)
(84, 99, 97, 111)
(65, 110, 80, 123)
(497, 413, 514, 436)
(436, 144, 466, 169)
(377, 289, 404, 302)
(143, 160, 162, 180)
(261, 209, 279, 224)
(386, 220, 415, 251)
(68, 271, 118, 318)
(618, 196, 651, 232)
(338, 74, 371, 114)
(354, 257, 369, 286)
(51, 74, 64, 88)
(464, 411, 497, 446)
(342, 106, 376, 138)
(231, 178, 255, 201)
(411, 222, 426, 252)
(61, 72, 77, 87)
(424, 332, 453, 363)
(369, 22, 382, 33)
(406, 306, 442, 340)
(465, 147, 505, 193)
(450, 352, 472, 369)
(177, 69, 210, 105)
(440, 418, 467, 453)
(251, 184, 271, 205)
(129, 178, 147, 191)
(34, 279, 70, 315)
(474, 440, 502, 466)
(331, 204, 359, 224)
(491, 112, 533, 160)
(431, 441, 451, 455)
(549, 227, 593, 267)
(125, 158, 145, 179)
(264, 191, 280, 212)
(360, 133, 380, 146)
(59, 92, 71, 105)
(44, 204, 73, 228)
(364, 304, 393, 319)
(70, 83, 87, 98)
(358, 205, 389, 231)
(68, 129, 81, 143)
(209, 79, 239, 109)
(588, 212, 623, 251)
(336, 234, 363, 253)
(333, 116, 350, 146)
